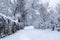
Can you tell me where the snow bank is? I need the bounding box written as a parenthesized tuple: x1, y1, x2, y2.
(24, 26, 34, 29)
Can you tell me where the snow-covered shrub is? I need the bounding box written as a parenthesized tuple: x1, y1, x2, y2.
(0, 0, 25, 38)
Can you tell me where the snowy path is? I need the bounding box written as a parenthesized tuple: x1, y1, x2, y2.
(0, 29, 60, 40)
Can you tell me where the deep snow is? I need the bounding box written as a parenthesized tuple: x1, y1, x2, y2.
(0, 29, 60, 40)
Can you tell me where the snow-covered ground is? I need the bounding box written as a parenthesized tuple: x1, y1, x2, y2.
(0, 29, 60, 40)
(24, 26, 35, 29)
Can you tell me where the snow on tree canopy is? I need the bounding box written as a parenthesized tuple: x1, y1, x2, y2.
(0, 0, 60, 38)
